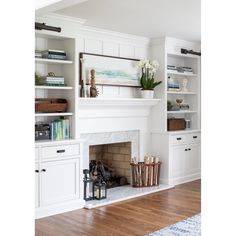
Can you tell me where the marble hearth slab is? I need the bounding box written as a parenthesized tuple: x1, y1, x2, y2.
(84, 184, 174, 209)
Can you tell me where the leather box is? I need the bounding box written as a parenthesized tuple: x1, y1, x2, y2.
(167, 118, 186, 131)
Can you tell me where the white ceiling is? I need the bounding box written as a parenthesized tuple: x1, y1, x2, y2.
(56, 0, 201, 42)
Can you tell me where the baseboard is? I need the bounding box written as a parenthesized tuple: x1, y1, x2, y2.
(35, 199, 85, 219)
(169, 173, 201, 186)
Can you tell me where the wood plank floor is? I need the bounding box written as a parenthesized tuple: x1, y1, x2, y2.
(35, 180, 201, 236)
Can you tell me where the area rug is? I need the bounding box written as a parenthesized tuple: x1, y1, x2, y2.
(147, 213, 201, 236)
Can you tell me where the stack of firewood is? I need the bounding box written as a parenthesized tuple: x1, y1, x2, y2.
(130, 156, 161, 187)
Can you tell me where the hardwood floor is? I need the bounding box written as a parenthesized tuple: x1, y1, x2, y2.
(35, 180, 201, 236)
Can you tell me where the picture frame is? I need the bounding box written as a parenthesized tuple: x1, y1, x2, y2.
(79, 53, 141, 87)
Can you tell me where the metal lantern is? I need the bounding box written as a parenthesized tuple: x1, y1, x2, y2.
(93, 179, 107, 200)
(83, 169, 94, 201)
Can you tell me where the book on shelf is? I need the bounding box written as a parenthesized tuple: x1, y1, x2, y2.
(41, 49, 67, 60)
(168, 88, 181, 91)
(50, 119, 70, 141)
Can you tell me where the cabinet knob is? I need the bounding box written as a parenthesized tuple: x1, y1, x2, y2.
(177, 137, 182, 140)
(193, 136, 198, 139)
(41, 169, 46, 172)
(185, 149, 188, 151)
(57, 149, 65, 153)
(188, 148, 191, 151)
(35, 170, 39, 173)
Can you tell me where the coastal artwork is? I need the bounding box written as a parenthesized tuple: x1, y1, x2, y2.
(80, 53, 140, 87)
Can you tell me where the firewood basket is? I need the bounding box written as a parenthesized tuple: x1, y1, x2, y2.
(130, 162, 161, 187)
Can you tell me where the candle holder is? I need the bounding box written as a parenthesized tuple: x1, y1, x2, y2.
(93, 178, 107, 200)
(83, 169, 94, 201)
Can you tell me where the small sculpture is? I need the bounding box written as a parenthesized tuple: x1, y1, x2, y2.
(182, 78, 188, 92)
(90, 69, 99, 97)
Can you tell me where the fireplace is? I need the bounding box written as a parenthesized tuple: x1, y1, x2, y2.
(89, 142, 131, 188)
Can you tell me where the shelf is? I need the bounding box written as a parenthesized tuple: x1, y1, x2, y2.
(167, 70, 198, 77)
(35, 138, 86, 147)
(167, 52, 200, 59)
(167, 91, 197, 95)
(167, 110, 198, 114)
(167, 129, 201, 134)
(78, 97, 161, 107)
(35, 86, 73, 90)
(35, 112, 73, 117)
(35, 58, 73, 64)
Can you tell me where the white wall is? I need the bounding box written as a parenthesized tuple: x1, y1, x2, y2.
(77, 26, 149, 98)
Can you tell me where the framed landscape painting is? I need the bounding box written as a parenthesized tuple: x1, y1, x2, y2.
(79, 53, 140, 87)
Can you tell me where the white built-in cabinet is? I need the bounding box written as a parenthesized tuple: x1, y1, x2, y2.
(151, 37, 201, 185)
(40, 158, 79, 206)
(35, 140, 84, 219)
(152, 131, 201, 185)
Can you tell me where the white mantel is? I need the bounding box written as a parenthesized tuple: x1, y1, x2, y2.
(77, 99, 160, 160)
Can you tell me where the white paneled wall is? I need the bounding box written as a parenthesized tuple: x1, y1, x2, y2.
(78, 32, 149, 98)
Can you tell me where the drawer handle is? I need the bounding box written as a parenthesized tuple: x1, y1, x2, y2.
(41, 169, 46, 172)
(177, 138, 182, 140)
(188, 148, 191, 151)
(57, 149, 65, 153)
(193, 136, 198, 139)
(185, 149, 188, 151)
(35, 170, 39, 173)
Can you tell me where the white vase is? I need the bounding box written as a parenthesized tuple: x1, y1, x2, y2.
(140, 90, 154, 99)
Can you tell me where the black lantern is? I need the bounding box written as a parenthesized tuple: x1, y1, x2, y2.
(83, 169, 94, 201)
(93, 179, 107, 200)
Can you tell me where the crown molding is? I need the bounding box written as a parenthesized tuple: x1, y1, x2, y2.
(40, 13, 87, 25)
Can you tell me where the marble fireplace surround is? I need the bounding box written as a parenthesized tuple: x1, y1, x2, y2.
(81, 130, 139, 170)
(81, 130, 173, 209)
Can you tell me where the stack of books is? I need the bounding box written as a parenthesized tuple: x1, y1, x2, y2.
(42, 49, 67, 60)
(35, 50, 42, 58)
(40, 76, 65, 86)
(50, 119, 70, 141)
(167, 65, 177, 71)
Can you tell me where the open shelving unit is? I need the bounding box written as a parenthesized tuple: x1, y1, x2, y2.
(35, 32, 78, 143)
(150, 37, 201, 133)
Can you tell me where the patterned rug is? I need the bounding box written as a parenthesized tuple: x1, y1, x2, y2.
(147, 213, 201, 236)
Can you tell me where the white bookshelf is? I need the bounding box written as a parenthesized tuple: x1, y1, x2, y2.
(35, 58, 73, 64)
(35, 32, 78, 141)
(150, 37, 201, 133)
(167, 70, 198, 77)
(35, 86, 73, 90)
(35, 112, 73, 117)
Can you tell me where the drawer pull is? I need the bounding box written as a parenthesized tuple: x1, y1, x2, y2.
(35, 170, 39, 173)
(193, 136, 198, 139)
(41, 169, 46, 172)
(188, 148, 191, 151)
(57, 149, 65, 153)
(177, 138, 182, 140)
(185, 149, 188, 151)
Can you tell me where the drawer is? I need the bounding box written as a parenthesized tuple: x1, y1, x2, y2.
(35, 148, 39, 160)
(169, 134, 187, 145)
(42, 144, 80, 159)
(187, 133, 201, 143)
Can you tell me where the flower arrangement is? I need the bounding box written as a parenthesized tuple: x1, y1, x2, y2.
(137, 59, 162, 90)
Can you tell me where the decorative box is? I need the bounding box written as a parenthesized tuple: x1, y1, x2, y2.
(35, 123, 50, 140)
(167, 118, 186, 131)
(35, 98, 68, 113)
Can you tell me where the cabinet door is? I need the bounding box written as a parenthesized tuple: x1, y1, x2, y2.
(40, 159, 79, 206)
(35, 163, 39, 208)
(185, 144, 201, 175)
(169, 146, 186, 178)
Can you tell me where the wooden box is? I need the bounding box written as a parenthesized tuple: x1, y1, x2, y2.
(167, 118, 186, 131)
(35, 98, 68, 113)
